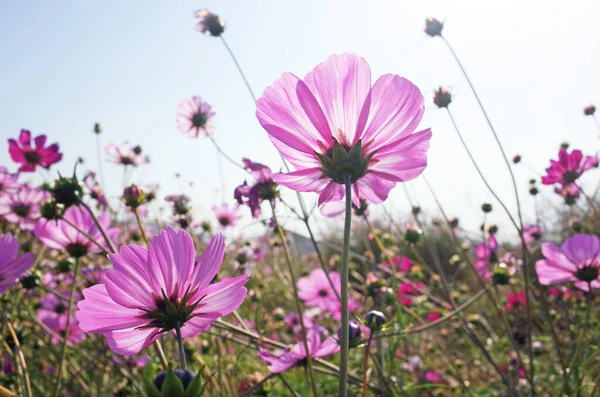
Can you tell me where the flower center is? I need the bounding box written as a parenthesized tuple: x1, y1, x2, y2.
(574, 264, 599, 282)
(218, 217, 230, 226)
(236, 253, 249, 264)
(318, 290, 328, 297)
(11, 203, 30, 218)
(316, 138, 374, 184)
(563, 171, 579, 183)
(23, 150, 41, 165)
(192, 112, 207, 128)
(120, 157, 135, 166)
(65, 243, 89, 258)
(138, 286, 205, 332)
(55, 304, 67, 314)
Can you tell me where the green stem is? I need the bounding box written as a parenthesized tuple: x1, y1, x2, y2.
(175, 321, 187, 370)
(270, 201, 319, 397)
(52, 256, 81, 397)
(208, 135, 246, 172)
(78, 200, 117, 253)
(134, 207, 149, 246)
(362, 331, 374, 397)
(219, 36, 257, 103)
(339, 174, 352, 397)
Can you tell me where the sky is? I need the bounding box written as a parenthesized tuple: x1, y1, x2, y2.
(1, 0, 599, 240)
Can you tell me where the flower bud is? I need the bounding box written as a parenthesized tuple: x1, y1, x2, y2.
(481, 203, 492, 213)
(57, 259, 75, 274)
(122, 185, 146, 209)
(529, 187, 539, 196)
(195, 10, 225, 37)
(365, 310, 387, 331)
(488, 224, 498, 234)
(560, 142, 569, 150)
(433, 87, 452, 108)
(512, 154, 521, 164)
(411, 206, 421, 215)
(424, 17, 443, 37)
(448, 217, 459, 228)
(20, 271, 42, 290)
(93, 122, 102, 134)
(51, 174, 84, 209)
(338, 320, 363, 348)
(583, 105, 596, 116)
(492, 267, 510, 285)
(272, 308, 285, 322)
(152, 368, 199, 395)
(404, 229, 421, 244)
(133, 145, 143, 155)
(40, 200, 61, 221)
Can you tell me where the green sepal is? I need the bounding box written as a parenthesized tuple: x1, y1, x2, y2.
(331, 140, 349, 162)
(162, 368, 185, 397)
(183, 368, 206, 397)
(348, 139, 362, 162)
(142, 365, 162, 397)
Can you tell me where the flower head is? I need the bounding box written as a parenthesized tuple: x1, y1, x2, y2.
(505, 291, 526, 311)
(523, 224, 543, 245)
(256, 53, 431, 207)
(584, 105, 596, 116)
(541, 148, 598, 187)
(433, 87, 452, 108)
(424, 18, 444, 37)
(213, 203, 241, 229)
(0, 233, 35, 293)
(84, 172, 108, 208)
(297, 268, 359, 319)
(259, 327, 339, 373)
(8, 129, 63, 172)
(177, 96, 215, 138)
(37, 291, 85, 345)
(0, 185, 49, 231)
(234, 158, 278, 218)
(35, 205, 119, 258)
(194, 10, 225, 37)
(555, 183, 581, 205)
(535, 234, 600, 291)
(474, 234, 498, 280)
(105, 142, 149, 167)
(76, 229, 249, 355)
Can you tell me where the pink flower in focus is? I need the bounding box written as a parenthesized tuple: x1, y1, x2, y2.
(256, 53, 432, 206)
(177, 96, 215, 138)
(35, 205, 119, 258)
(474, 234, 498, 280)
(76, 229, 249, 356)
(297, 268, 359, 320)
(37, 292, 85, 345)
(258, 327, 339, 373)
(0, 233, 35, 293)
(234, 158, 278, 219)
(505, 291, 527, 311)
(0, 167, 20, 195)
(541, 148, 598, 187)
(213, 203, 241, 229)
(105, 142, 149, 167)
(0, 185, 49, 231)
(8, 129, 63, 172)
(535, 234, 600, 291)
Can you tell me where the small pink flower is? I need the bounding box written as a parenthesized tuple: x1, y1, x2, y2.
(105, 142, 149, 167)
(426, 311, 442, 321)
(8, 129, 63, 172)
(76, 229, 249, 356)
(0, 233, 35, 293)
(35, 205, 119, 258)
(505, 291, 526, 311)
(523, 224, 543, 245)
(37, 292, 85, 346)
(541, 148, 598, 187)
(0, 167, 20, 195)
(424, 370, 444, 384)
(554, 183, 581, 205)
(177, 96, 215, 138)
(213, 203, 241, 229)
(256, 53, 431, 206)
(259, 327, 339, 373)
(234, 158, 278, 219)
(0, 185, 49, 231)
(297, 268, 359, 320)
(398, 281, 426, 307)
(535, 234, 600, 291)
(474, 234, 498, 280)
(84, 172, 107, 208)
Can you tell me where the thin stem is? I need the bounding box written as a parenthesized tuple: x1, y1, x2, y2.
(134, 207, 149, 246)
(5, 321, 32, 397)
(175, 321, 187, 370)
(95, 134, 105, 192)
(270, 201, 318, 397)
(362, 331, 374, 397)
(208, 135, 246, 172)
(219, 36, 257, 103)
(339, 174, 352, 397)
(52, 256, 81, 397)
(78, 200, 117, 253)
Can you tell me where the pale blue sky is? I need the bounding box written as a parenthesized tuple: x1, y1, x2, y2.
(1, 0, 599, 237)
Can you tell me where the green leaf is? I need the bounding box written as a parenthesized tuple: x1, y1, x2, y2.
(142, 366, 162, 397)
(162, 368, 186, 397)
(183, 371, 203, 397)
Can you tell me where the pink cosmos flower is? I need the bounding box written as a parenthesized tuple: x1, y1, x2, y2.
(474, 234, 498, 280)
(0, 167, 20, 195)
(213, 203, 241, 229)
(426, 311, 442, 322)
(535, 234, 600, 291)
(37, 292, 85, 345)
(554, 183, 581, 205)
(523, 224, 543, 245)
(382, 255, 412, 273)
(424, 370, 444, 384)
(105, 142, 149, 167)
(398, 281, 426, 307)
(8, 129, 63, 172)
(0, 233, 35, 293)
(35, 205, 119, 258)
(541, 148, 598, 187)
(0, 185, 49, 231)
(258, 327, 339, 373)
(505, 291, 527, 311)
(234, 158, 278, 219)
(297, 268, 359, 320)
(177, 96, 215, 138)
(84, 172, 107, 208)
(194, 10, 225, 37)
(256, 53, 432, 206)
(76, 229, 249, 356)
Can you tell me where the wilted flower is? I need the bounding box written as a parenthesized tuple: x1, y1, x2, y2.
(259, 327, 339, 373)
(105, 142, 149, 167)
(0, 233, 35, 293)
(256, 53, 431, 206)
(554, 183, 580, 205)
(424, 18, 444, 37)
(77, 229, 249, 355)
(35, 205, 119, 258)
(8, 129, 63, 172)
(194, 9, 225, 37)
(0, 185, 50, 231)
(535, 234, 600, 290)
(177, 96, 215, 138)
(213, 203, 241, 229)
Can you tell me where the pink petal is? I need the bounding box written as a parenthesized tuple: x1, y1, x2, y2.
(105, 327, 158, 356)
(271, 168, 328, 193)
(560, 234, 600, 265)
(535, 259, 576, 286)
(197, 274, 249, 316)
(191, 233, 225, 292)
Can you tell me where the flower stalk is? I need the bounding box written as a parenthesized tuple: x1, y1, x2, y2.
(339, 173, 352, 397)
